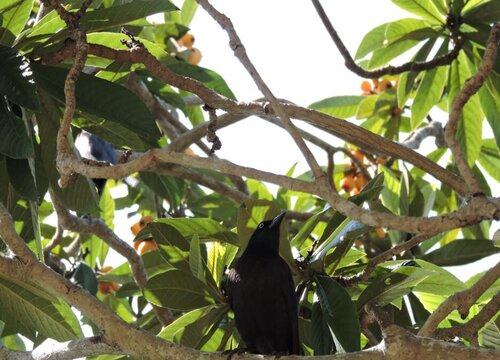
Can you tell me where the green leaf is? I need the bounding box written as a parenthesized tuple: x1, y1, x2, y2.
(0, 275, 83, 342)
(422, 239, 500, 266)
(392, 0, 445, 24)
(369, 38, 422, 69)
(385, 18, 437, 44)
(37, 91, 100, 214)
(449, 53, 483, 166)
(167, 62, 236, 100)
(207, 241, 238, 286)
(397, 38, 437, 107)
(6, 157, 37, 201)
(72, 263, 98, 296)
(0, 0, 33, 46)
(140, 172, 184, 209)
(355, 22, 389, 60)
(315, 276, 361, 352)
(357, 266, 434, 309)
(0, 98, 34, 159)
(0, 45, 39, 109)
(479, 77, 500, 149)
(189, 234, 206, 283)
(180, 0, 199, 26)
(411, 42, 449, 127)
(144, 269, 216, 311)
(380, 165, 400, 214)
(159, 304, 229, 348)
(20, 0, 178, 50)
(310, 301, 334, 355)
(291, 208, 330, 248)
(462, 0, 500, 23)
(479, 141, 500, 181)
(32, 64, 161, 146)
(154, 217, 238, 245)
(309, 96, 364, 119)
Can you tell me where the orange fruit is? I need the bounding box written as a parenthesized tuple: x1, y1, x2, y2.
(375, 227, 386, 238)
(187, 48, 202, 65)
(354, 174, 369, 189)
(98, 266, 120, 294)
(130, 215, 154, 236)
(178, 33, 195, 48)
(340, 174, 356, 192)
(361, 80, 372, 92)
(378, 79, 392, 93)
(352, 149, 365, 163)
(349, 187, 360, 196)
(138, 239, 158, 255)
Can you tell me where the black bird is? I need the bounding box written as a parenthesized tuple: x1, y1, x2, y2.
(74, 130, 116, 195)
(224, 212, 300, 355)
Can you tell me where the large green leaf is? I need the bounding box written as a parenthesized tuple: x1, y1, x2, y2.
(159, 304, 228, 348)
(462, 0, 500, 23)
(153, 217, 238, 245)
(144, 269, 216, 311)
(368, 38, 422, 69)
(291, 208, 331, 248)
(165, 63, 236, 100)
(310, 301, 334, 355)
(0, 275, 83, 342)
(449, 53, 483, 166)
(315, 276, 361, 352)
(19, 0, 178, 50)
(0, 0, 33, 46)
(410, 42, 448, 127)
(422, 239, 500, 266)
(309, 96, 364, 119)
(0, 98, 34, 159)
(6, 157, 37, 201)
(0, 45, 39, 109)
(479, 140, 500, 181)
(32, 64, 161, 146)
(392, 0, 445, 24)
(479, 77, 500, 149)
(385, 18, 437, 44)
(37, 91, 100, 214)
(356, 266, 434, 309)
(355, 22, 389, 60)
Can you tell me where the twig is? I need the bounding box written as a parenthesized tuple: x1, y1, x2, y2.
(418, 261, 500, 337)
(444, 23, 500, 195)
(196, 0, 326, 181)
(311, 0, 463, 78)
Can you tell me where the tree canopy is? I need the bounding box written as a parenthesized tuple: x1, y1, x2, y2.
(0, 0, 499, 359)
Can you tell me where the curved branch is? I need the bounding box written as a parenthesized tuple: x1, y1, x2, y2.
(444, 23, 500, 194)
(311, 0, 463, 78)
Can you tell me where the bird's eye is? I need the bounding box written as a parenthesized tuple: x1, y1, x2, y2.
(258, 223, 264, 229)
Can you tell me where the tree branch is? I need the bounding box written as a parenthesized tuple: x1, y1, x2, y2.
(419, 261, 500, 337)
(444, 23, 500, 195)
(311, 0, 463, 78)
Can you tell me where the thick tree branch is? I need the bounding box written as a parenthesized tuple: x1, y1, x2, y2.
(444, 23, 500, 194)
(0, 336, 123, 360)
(311, 0, 463, 78)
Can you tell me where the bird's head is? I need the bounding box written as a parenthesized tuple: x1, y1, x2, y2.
(246, 212, 286, 253)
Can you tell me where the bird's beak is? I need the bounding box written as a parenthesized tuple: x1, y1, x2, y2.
(269, 211, 286, 229)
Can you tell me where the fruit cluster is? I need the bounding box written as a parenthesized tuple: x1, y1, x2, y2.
(130, 215, 159, 255)
(360, 78, 396, 95)
(176, 33, 202, 65)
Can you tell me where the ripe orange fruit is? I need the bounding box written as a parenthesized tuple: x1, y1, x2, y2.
(178, 33, 195, 48)
(98, 266, 120, 294)
(130, 215, 154, 236)
(138, 239, 158, 255)
(352, 149, 365, 163)
(340, 174, 356, 192)
(361, 80, 372, 92)
(349, 187, 360, 196)
(354, 174, 368, 189)
(378, 79, 392, 93)
(187, 48, 202, 65)
(375, 227, 386, 238)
